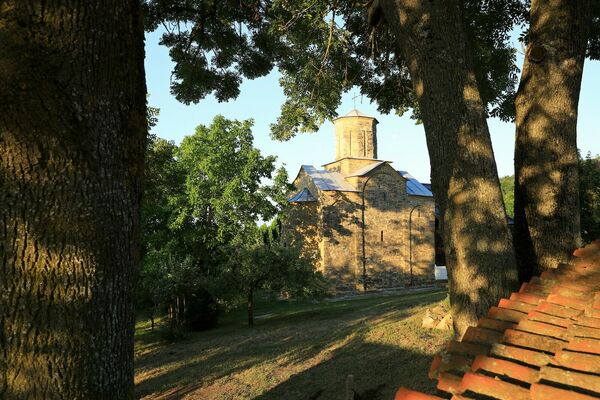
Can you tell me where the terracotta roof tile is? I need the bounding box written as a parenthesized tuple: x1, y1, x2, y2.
(395, 239, 600, 400)
(459, 372, 530, 400)
(490, 343, 553, 367)
(553, 350, 600, 373)
(487, 306, 528, 323)
(530, 383, 600, 400)
(470, 355, 539, 384)
(539, 365, 600, 393)
(476, 317, 516, 332)
(394, 388, 444, 400)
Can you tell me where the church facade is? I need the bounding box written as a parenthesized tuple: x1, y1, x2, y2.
(283, 110, 436, 291)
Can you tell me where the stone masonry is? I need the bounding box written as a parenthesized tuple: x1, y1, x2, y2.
(284, 110, 436, 291)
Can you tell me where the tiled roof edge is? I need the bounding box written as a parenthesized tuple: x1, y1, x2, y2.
(395, 239, 600, 400)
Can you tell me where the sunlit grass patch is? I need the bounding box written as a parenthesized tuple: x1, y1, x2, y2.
(135, 288, 451, 400)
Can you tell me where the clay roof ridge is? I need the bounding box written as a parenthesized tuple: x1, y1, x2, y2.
(394, 239, 600, 400)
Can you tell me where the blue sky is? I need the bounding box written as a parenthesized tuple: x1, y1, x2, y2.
(145, 29, 599, 184)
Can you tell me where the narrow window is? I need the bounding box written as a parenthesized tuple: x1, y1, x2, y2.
(383, 192, 387, 202)
(380, 230, 384, 242)
(363, 130, 367, 157)
(348, 130, 352, 155)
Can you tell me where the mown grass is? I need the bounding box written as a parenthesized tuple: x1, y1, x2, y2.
(135, 288, 452, 400)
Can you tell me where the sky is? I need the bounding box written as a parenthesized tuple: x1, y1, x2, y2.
(145, 29, 599, 185)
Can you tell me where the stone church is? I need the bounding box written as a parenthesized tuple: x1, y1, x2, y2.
(283, 110, 436, 291)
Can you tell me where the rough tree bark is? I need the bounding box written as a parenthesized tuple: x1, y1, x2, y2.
(376, 0, 518, 335)
(514, 0, 592, 282)
(0, 1, 146, 399)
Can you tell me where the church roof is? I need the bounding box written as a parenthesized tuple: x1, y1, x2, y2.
(346, 161, 388, 177)
(332, 109, 379, 123)
(398, 171, 434, 197)
(301, 165, 359, 192)
(288, 188, 317, 203)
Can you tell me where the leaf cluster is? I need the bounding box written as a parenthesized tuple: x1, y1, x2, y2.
(218, 227, 329, 304)
(499, 175, 515, 218)
(137, 116, 322, 325)
(579, 151, 600, 243)
(144, 0, 284, 103)
(144, 0, 529, 138)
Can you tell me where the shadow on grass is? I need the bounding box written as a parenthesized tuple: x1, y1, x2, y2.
(254, 340, 439, 400)
(135, 289, 449, 399)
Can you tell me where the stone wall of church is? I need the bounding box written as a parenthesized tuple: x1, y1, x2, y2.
(354, 168, 436, 288)
(282, 202, 322, 272)
(334, 117, 378, 160)
(320, 191, 362, 291)
(402, 195, 436, 284)
(282, 171, 323, 271)
(285, 168, 436, 292)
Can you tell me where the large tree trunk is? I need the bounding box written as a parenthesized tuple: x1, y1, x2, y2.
(0, 1, 146, 398)
(378, 0, 518, 335)
(514, 1, 592, 282)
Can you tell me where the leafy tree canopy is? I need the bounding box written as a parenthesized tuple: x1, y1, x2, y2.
(498, 151, 600, 240)
(219, 225, 328, 326)
(579, 151, 600, 243)
(143, 0, 541, 139)
(137, 116, 314, 330)
(176, 115, 286, 243)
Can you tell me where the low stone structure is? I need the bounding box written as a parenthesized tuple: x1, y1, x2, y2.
(283, 110, 436, 291)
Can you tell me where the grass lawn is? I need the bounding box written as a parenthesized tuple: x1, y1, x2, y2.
(135, 288, 452, 400)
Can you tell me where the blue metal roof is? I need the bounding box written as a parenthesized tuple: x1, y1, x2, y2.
(346, 161, 387, 177)
(398, 171, 433, 197)
(301, 165, 358, 192)
(288, 188, 317, 203)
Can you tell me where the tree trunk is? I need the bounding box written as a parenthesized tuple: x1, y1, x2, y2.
(378, 0, 518, 335)
(0, 1, 146, 399)
(514, 0, 592, 282)
(247, 288, 254, 327)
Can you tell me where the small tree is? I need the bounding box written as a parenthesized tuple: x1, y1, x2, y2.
(222, 228, 328, 327)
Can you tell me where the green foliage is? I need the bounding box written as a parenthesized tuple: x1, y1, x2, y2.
(499, 175, 515, 218)
(137, 116, 324, 331)
(219, 226, 329, 325)
(140, 135, 183, 257)
(177, 115, 280, 243)
(588, 2, 600, 60)
(143, 0, 528, 139)
(498, 152, 600, 241)
(147, 104, 160, 129)
(143, 1, 282, 104)
(579, 152, 600, 243)
(259, 218, 282, 246)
